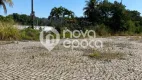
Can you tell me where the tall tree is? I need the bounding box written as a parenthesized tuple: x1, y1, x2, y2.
(98, 0, 113, 25)
(0, 0, 13, 13)
(109, 1, 129, 32)
(63, 8, 74, 18)
(50, 6, 64, 18)
(83, 0, 100, 23)
(49, 6, 74, 19)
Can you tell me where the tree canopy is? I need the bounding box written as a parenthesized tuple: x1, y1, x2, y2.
(0, 0, 13, 13)
(0, 0, 142, 35)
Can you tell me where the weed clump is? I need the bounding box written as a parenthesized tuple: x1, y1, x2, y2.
(89, 50, 126, 60)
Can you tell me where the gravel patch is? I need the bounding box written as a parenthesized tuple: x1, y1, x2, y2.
(0, 36, 142, 80)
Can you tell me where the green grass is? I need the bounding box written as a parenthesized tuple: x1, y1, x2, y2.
(88, 50, 126, 60)
(0, 21, 20, 40)
(20, 28, 40, 40)
(0, 21, 40, 41)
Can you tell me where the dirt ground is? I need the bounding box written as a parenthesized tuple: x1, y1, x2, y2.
(0, 36, 142, 80)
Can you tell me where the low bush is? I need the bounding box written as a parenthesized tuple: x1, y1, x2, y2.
(20, 28, 40, 40)
(89, 50, 126, 60)
(95, 24, 111, 36)
(0, 21, 20, 40)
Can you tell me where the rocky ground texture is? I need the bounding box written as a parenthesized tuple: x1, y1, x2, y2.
(0, 36, 142, 80)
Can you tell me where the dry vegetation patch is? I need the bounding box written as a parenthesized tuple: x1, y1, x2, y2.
(88, 50, 126, 60)
(0, 41, 15, 45)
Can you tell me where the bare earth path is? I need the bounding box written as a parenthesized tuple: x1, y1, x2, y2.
(0, 36, 142, 80)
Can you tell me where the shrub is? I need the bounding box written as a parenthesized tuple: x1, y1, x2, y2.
(124, 20, 136, 34)
(0, 21, 20, 40)
(89, 50, 126, 60)
(95, 24, 110, 36)
(20, 28, 40, 40)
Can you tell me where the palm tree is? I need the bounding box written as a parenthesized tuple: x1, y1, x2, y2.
(50, 6, 74, 19)
(83, 0, 100, 23)
(0, 0, 13, 13)
(63, 9, 74, 18)
(50, 7, 63, 18)
(83, 0, 98, 17)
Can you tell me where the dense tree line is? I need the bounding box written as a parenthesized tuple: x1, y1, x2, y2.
(7, 13, 49, 26)
(83, 0, 142, 34)
(0, 6, 75, 26)
(1, 0, 142, 35)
